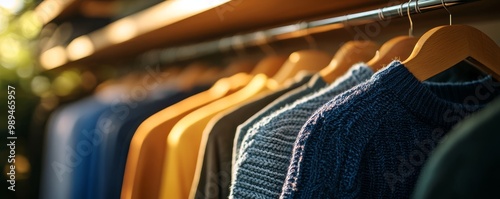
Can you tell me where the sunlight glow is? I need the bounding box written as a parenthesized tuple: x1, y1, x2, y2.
(67, 35, 95, 60)
(40, 46, 67, 70)
(0, 0, 24, 14)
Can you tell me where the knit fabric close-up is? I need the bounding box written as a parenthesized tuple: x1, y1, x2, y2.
(232, 73, 327, 167)
(230, 64, 373, 198)
(281, 61, 500, 199)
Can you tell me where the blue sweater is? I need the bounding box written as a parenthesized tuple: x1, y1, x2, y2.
(89, 85, 207, 199)
(281, 61, 500, 199)
(40, 85, 126, 199)
(230, 64, 373, 198)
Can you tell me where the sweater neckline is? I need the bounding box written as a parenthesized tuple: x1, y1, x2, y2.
(374, 61, 498, 127)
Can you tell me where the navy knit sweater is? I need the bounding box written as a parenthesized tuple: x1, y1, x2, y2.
(281, 61, 500, 199)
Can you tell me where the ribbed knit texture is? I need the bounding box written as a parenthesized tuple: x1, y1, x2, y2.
(229, 64, 374, 198)
(232, 74, 325, 166)
(281, 61, 500, 199)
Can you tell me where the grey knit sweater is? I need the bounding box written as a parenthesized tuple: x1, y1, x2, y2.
(232, 74, 326, 167)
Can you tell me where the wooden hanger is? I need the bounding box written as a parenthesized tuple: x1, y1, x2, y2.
(402, 25, 500, 81)
(196, 66, 223, 86)
(272, 50, 331, 84)
(367, 36, 418, 71)
(220, 59, 256, 78)
(174, 63, 210, 91)
(320, 40, 379, 83)
(250, 55, 287, 77)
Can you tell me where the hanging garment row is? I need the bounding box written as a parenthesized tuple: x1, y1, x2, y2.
(39, 3, 500, 199)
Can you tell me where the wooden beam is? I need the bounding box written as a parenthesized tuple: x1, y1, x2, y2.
(40, 0, 395, 70)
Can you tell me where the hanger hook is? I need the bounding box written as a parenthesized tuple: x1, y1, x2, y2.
(298, 21, 317, 49)
(255, 31, 277, 55)
(378, 8, 385, 21)
(218, 37, 231, 53)
(407, 0, 414, 37)
(441, 0, 452, 25)
(231, 35, 247, 57)
(343, 14, 349, 27)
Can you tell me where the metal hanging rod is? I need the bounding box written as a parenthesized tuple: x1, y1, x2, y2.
(143, 0, 477, 64)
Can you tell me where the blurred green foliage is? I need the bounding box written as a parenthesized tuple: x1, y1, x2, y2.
(0, 1, 43, 198)
(0, 1, 105, 198)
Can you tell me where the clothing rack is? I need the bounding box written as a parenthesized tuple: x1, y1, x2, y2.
(145, 0, 476, 64)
